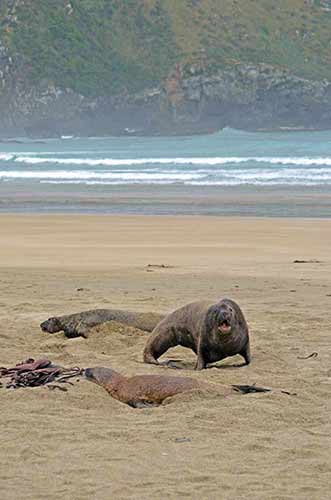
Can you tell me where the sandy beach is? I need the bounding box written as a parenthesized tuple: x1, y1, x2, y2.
(0, 215, 330, 499)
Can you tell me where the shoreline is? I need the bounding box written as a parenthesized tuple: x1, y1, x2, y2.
(1, 183, 331, 217)
(2, 125, 331, 141)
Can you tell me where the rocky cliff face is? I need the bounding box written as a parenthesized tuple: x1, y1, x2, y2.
(1, 60, 331, 137)
(1, 0, 331, 137)
(167, 63, 331, 133)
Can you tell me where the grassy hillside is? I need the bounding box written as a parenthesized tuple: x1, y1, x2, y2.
(2, 0, 331, 96)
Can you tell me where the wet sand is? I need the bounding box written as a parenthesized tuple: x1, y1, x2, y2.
(1, 183, 331, 217)
(0, 215, 330, 499)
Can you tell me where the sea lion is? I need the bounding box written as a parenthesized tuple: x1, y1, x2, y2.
(40, 308, 165, 338)
(143, 298, 250, 370)
(84, 366, 269, 408)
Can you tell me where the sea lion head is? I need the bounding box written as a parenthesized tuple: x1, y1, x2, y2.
(83, 367, 117, 386)
(206, 300, 237, 336)
(40, 317, 62, 333)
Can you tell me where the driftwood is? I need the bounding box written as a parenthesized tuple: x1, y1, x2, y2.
(297, 352, 318, 360)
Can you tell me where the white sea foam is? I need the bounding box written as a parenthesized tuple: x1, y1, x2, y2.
(0, 170, 204, 181)
(189, 179, 329, 186)
(3, 155, 331, 166)
(2, 165, 331, 181)
(0, 154, 14, 161)
(221, 168, 331, 180)
(2, 153, 331, 185)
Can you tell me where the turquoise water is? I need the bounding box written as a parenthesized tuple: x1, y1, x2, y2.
(1, 128, 331, 215)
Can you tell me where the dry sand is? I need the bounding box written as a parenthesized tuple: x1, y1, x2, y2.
(0, 215, 330, 500)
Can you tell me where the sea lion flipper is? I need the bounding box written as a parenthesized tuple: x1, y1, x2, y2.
(143, 325, 178, 365)
(240, 343, 251, 365)
(195, 354, 207, 371)
(159, 359, 184, 369)
(75, 321, 90, 338)
(142, 351, 160, 365)
(195, 341, 208, 370)
(128, 400, 159, 408)
(232, 385, 271, 394)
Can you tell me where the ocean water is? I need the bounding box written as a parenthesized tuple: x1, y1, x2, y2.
(1, 128, 331, 216)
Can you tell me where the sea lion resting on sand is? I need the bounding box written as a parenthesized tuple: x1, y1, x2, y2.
(84, 366, 269, 408)
(40, 309, 165, 338)
(143, 298, 250, 370)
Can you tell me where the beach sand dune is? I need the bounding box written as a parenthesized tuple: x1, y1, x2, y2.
(0, 216, 330, 499)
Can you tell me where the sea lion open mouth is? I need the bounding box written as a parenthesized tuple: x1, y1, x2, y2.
(218, 321, 232, 334)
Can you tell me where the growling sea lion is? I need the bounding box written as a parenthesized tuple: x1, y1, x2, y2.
(84, 366, 269, 408)
(143, 298, 250, 370)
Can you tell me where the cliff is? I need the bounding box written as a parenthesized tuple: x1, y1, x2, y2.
(1, 0, 331, 137)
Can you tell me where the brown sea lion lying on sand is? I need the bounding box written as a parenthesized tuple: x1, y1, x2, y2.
(84, 366, 269, 408)
(40, 309, 165, 338)
(143, 298, 250, 370)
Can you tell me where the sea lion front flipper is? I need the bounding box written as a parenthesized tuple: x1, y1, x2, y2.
(195, 342, 208, 370)
(195, 357, 207, 370)
(240, 342, 251, 365)
(128, 400, 159, 408)
(74, 321, 90, 338)
(143, 325, 179, 365)
(159, 359, 185, 369)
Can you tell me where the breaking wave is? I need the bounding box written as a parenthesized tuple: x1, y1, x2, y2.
(1, 153, 331, 185)
(2, 154, 331, 167)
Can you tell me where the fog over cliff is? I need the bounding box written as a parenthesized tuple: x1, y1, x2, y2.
(1, 0, 331, 137)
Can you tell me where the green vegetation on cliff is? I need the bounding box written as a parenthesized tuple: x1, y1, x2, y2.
(2, 0, 331, 96)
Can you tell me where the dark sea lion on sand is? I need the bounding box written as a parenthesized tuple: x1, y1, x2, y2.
(143, 298, 250, 370)
(40, 309, 165, 338)
(84, 366, 268, 408)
